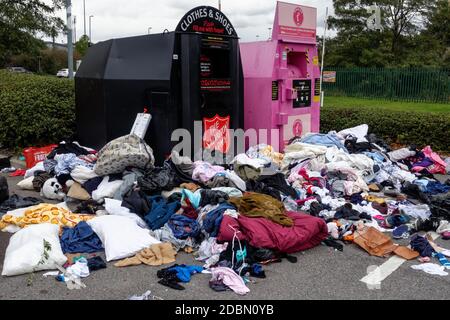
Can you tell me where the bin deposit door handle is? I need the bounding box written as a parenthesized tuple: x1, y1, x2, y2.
(281, 84, 298, 102)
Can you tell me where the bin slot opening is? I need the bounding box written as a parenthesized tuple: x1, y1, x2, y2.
(287, 51, 307, 78)
(146, 91, 169, 109)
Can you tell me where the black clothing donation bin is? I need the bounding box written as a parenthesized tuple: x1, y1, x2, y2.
(75, 6, 244, 164)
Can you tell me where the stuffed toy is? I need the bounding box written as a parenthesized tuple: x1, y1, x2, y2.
(41, 178, 65, 201)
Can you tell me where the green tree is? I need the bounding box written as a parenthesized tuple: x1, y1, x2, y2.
(0, 0, 65, 66)
(9, 48, 81, 75)
(326, 0, 439, 67)
(425, 0, 450, 46)
(422, 0, 450, 68)
(75, 34, 90, 57)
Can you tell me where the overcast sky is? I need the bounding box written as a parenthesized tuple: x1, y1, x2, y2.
(45, 0, 334, 44)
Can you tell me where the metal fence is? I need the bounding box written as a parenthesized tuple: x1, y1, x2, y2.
(322, 68, 450, 104)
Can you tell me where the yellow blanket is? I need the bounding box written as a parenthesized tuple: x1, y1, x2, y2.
(0, 203, 93, 231)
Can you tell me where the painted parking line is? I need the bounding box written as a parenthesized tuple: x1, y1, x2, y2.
(360, 232, 440, 285)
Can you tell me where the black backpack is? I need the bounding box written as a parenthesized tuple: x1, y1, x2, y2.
(0, 176, 9, 204)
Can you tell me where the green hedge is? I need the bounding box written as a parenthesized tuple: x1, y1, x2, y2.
(320, 107, 450, 153)
(0, 69, 75, 149)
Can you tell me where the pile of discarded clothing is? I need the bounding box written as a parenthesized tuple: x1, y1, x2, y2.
(1, 124, 450, 293)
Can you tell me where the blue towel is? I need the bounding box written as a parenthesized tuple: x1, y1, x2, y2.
(60, 221, 103, 254)
(301, 133, 347, 151)
(168, 264, 204, 282)
(423, 181, 450, 195)
(145, 196, 180, 230)
(181, 189, 201, 209)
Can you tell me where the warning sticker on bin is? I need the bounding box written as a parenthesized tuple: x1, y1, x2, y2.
(203, 114, 230, 154)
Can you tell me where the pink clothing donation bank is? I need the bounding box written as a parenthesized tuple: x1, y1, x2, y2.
(241, 1, 321, 150)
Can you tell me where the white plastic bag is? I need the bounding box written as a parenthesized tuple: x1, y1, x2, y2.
(87, 215, 160, 261)
(17, 176, 35, 190)
(2, 224, 67, 276)
(337, 124, 369, 143)
(24, 161, 45, 179)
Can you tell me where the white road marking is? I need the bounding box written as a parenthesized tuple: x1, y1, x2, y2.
(360, 232, 440, 285)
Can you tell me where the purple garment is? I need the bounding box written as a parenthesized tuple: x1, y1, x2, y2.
(412, 158, 434, 171)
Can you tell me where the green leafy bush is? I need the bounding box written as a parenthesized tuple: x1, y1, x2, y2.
(0, 69, 75, 149)
(320, 107, 450, 153)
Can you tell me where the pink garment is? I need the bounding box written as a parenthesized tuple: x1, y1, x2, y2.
(421, 146, 447, 174)
(289, 166, 326, 189)
(373, 215, 386, 221)
(287, 163, 310, 183)
(210, 267, 250, 295)
(192, 161, 225, 183)
(218, 212, 328, 254)
(419, 257, 431, 263)
(343, 181, 355, 196)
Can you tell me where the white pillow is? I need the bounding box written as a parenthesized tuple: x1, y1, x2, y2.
(104, 198, 148, 229)
(17, 176, 35, 190)
(87, 215, 160, 262)
(2, 224, 67, 276)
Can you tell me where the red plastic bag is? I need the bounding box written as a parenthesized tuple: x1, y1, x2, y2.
(23, 144, 58, 169)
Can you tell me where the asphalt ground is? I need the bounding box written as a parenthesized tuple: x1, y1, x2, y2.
(0, 173, 449, 300)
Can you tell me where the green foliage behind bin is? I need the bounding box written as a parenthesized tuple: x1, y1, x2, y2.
(0, 69, 75, 149)
(320, 107, 450, 153)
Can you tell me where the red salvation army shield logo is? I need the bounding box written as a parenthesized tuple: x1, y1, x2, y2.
(293, 7, 304, 26)
(203, 114, 231, 153)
